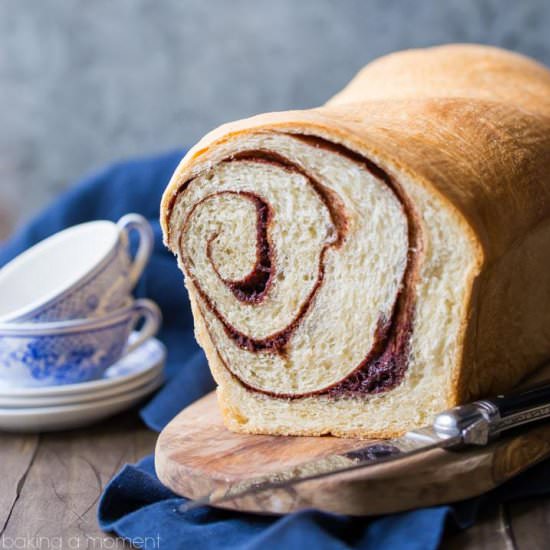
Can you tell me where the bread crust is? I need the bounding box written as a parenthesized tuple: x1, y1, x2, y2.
(161, 44, 550, 437)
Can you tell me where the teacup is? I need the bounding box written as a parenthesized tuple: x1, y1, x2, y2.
(0, 214, 153, 323)
(0, 299, 161, 387)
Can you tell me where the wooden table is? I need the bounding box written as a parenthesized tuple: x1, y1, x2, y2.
(1, 410, 547, 549)
(0, 409, 156, 549)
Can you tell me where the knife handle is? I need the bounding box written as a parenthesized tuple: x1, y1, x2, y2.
(484, 382, 550, 432)
(433, 382, 550, 446)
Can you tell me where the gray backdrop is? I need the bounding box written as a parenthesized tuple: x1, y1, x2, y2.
(1, 0, 549, 234)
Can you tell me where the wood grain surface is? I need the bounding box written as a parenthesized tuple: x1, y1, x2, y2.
(0, 410, 156, 549)
(155, 389, 550, 516)
(1, 405, 550, 547)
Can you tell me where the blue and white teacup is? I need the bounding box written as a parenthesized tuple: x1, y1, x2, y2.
(0, 299, 162, 387)
(0, 214, 153, 323)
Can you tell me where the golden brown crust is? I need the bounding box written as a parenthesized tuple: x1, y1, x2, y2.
(328, 44, 550, 114)
(161, 44, 550, 437)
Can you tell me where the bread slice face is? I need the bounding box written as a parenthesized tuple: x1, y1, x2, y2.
(161, 45, 550, 437)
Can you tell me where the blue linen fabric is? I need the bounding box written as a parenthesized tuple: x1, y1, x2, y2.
(2, 151, 550, 549)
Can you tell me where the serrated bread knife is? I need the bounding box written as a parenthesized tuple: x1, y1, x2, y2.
(178, 382, 550, 514)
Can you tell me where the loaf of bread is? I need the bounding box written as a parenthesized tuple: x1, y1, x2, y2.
(161, 44, 550, 438)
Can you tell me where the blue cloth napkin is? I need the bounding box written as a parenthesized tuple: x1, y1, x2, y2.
(3, 151, 550, 550)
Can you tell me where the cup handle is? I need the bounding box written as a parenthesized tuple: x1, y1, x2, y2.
(117, 214, 154, 289)
(124, 299, 162, 355)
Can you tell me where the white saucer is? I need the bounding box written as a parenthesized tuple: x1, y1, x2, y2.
(0, 335, 166, 399)
(0, 373, 164, 432)
(0, 359, 163, 407)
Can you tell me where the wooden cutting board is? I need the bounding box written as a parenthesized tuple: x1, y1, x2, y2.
(155, 368, 550, 516)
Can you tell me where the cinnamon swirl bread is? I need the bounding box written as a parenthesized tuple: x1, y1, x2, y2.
(161, 44, 550, 437)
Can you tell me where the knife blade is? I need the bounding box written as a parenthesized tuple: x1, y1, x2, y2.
(178, 381, 550, 513)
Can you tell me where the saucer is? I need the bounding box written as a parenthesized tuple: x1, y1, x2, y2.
(0, 335, 165, 399)
(0, 360, 163, 407)
(0, 374, 164, 432)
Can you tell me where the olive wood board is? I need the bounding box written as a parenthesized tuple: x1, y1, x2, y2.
(155, 367, 550, 516)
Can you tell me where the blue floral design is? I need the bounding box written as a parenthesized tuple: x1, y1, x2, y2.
(0, 319, 133, 385)
(11, 338, 61, 380)
(52, 345, 98, 382)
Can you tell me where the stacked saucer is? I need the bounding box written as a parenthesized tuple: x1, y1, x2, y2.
(0, 214, 164, 431)
(0, 337, 165, 431)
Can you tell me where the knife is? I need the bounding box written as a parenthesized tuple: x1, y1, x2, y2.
(178, 381, 550, 513)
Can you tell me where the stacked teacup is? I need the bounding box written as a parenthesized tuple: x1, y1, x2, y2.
(0, 214, 164, 431)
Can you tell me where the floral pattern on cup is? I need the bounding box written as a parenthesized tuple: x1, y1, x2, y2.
(1, 324, 127, 384)
(0, 299, 161, 387)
